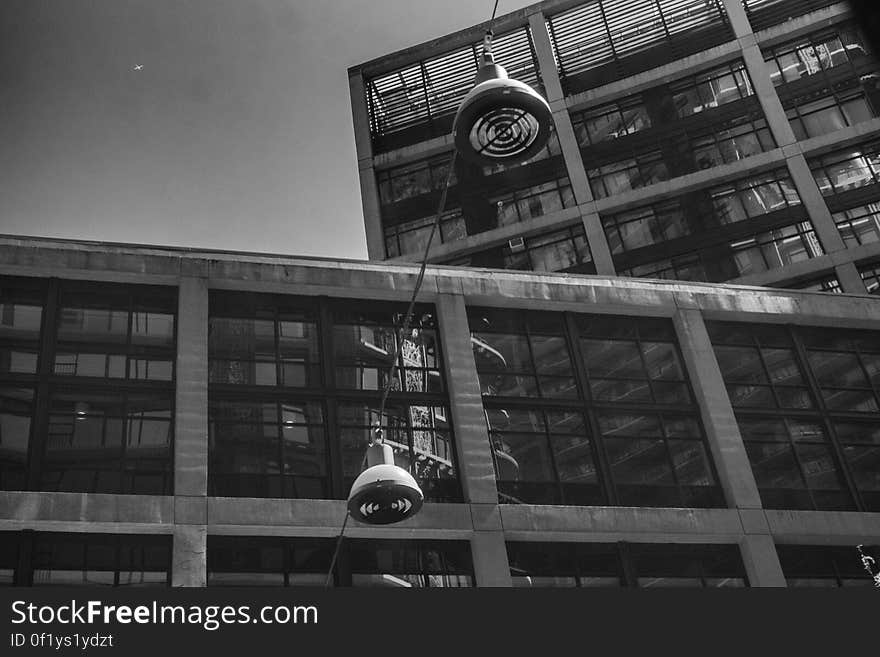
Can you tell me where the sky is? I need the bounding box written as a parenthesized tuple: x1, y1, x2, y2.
(0, 0, 537, 260)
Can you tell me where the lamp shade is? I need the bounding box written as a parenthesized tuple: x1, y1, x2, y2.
(347, 443, 424, 525)
(452, 58, 553, 166)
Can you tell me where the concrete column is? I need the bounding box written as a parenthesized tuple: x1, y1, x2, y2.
(721, 0, 754, 39)
(835, 261, 870, 294)
(526, 8, 614, 277)
(785, 154, 848, 255)
(349, 69, 386, 260)
(580, 208, 616, 276)
(173, 276, 209, 587)
(673, 309, 763, 510)
(471, 531, 512, 587)
(436, 294, 498, 504)
(175, 276, 208, 497)
(359, 162, 386, 260)
(172, 525, 207, 587)
(348, 69, 374, 163)
(739, 534, 787, 587)
(740, 43, 798, 147)
(527, 11, 564, 102)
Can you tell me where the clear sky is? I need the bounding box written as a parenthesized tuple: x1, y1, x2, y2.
(0, 0, 538, 260)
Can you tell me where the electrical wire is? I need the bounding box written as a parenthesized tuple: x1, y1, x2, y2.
(373, 0, 504, 439)
(325, 0, 504, 588)
(325, 510, 351, 588)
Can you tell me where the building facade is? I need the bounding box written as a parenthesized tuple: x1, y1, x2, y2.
(350, 0, 880, 295)
(1, 236, 879, 587)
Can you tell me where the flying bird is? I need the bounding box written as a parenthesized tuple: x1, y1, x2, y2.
(133, 64, 144, 71)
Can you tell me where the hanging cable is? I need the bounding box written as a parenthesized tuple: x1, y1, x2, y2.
(324, 0, 506, 586)
(324, 511, 351, 588)
(372, 0, 504, 442)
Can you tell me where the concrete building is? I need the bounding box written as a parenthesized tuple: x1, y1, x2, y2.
(349, 0, 880, 295)
(2, 0, 880, 590)
(1, 236, 879, 587)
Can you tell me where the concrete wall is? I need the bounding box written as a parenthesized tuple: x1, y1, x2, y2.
(1, 236, 880, 586)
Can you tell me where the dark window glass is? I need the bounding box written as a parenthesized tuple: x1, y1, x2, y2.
(0, 388, 34, 491)
(860, 260, 880, 295)
(710, 322, 880, 511)
(778, 545, 875, 587)
(471, 309, 721, 508)
(621, 220, 824, 283)
(507, 542, 746, 587)
(208, 536, 473, 587)
(0, 281, 43, 375)
(55, 286, 176, 382)
(810, 142, 880, 197)
(27, 533, 170, 587)
(40, 390, 172, 495)
(209, 294, 458, 503)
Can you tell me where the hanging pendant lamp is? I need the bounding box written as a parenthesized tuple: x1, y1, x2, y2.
(347, 441, 424, 525)
(452, 31, 554, 166)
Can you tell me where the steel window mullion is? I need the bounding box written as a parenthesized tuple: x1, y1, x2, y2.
(564, 312, 617, 506)
(789, 328, 864, 511)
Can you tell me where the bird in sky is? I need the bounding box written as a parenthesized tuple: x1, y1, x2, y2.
(133, 64, 144, 71)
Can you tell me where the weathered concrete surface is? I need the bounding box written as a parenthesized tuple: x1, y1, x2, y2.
(674, 309, 763, 509)
(175, 276, 209, 497)
(172, 524, 206, 587)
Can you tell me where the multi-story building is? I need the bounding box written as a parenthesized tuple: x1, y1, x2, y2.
(349, 0, 880, 295)
(1, 236, 878, 587)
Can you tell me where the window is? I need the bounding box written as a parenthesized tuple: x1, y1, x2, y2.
(55, 285, 175, 382)
(691, 116, 775, 169)
(380, 170, 574, 259)
(709, 322, 880, 511)
(859, 260, 880, 294)
(470, 309, 722, 508)
(377, 156, 455, 205)
(570, 63, 771, 182)
(209, 295, 319, 387)
(670, 63, 754, 118)
(810, 142, 880, 196)
(571, 99, 652, 146)
(41, 390, 172, 495)
(620, 220, 823, 283)
(786, 92, 877, 141)
(602, 171, 800, 254)
(602, 201, 690, 254)
(491, 178, 576, 226)
(507, 542, 747, 587)
(0, 279, 43, 376)
(2, 532, 171, 587)
(834, 202, 880, 248)
(384, 210, 467, 258)
(764, 24, 873, 87)
(208, 536, 473, 587)
(0, 278, 176, 495)
(588, 151, 669, 199)
(442, 224, 594, 275)
(777, 545, 875, 587)
(784, 276, 843, 294)
(208, 293, 459, 502)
